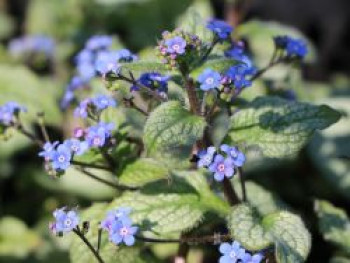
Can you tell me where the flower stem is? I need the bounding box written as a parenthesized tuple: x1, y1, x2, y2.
(71, 160, 110, 171)
(185, 77, 201, 115)
(222, 177, 240, 206)
(73, 227, 104, 263)
(237, 167, 247, 202)
(135, 233, 231, 244)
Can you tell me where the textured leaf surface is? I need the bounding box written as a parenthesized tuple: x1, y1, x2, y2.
(227, 96, 340, 158)
(119, 158, 168, 187)
(70, 204, 154, 263)
(315, 200, 350, 255)
(144, 101, 206, 167)
(228, 204, 311, 262)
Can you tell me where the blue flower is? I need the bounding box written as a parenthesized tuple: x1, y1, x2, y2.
(9, 35, 54, 57)
(225, 42, 254, 68)
(101, 207, 132, 231)
(63, 139, 89, 156)
(286, 38, 307, 58)
(85, 122, 115, 147)
(225, 65, 253, 89)
(0, 102, 26, 125)
(92, 95, 117, 110)
(165, 36, 187, 55)
(133, 72, 170, 93)
(220, 145, 246, 167)
(209, 154, 235, 182)
(241, 252, 264, 263)
(219, 241, 246, 263)
(207, 19, 233, 40)
(197, 68, 221, 91)
(67, 76, 86, 91)
(38, 141, 59, 161)
(197, 146, 216, 168)
(95, 51, 120, 75)
(74, 98, 92, 119)
(51, 207, 79, 234)
(60, 90, 75, 110)
(86, 35, 112, 51)
(77, 62, 96, 81)
(115, 49, 138, 63)
(51, 144, 72, 171)
(273, 35, 289, 49)
(109, 220, 138, 246)
(75, 49, 93, 64)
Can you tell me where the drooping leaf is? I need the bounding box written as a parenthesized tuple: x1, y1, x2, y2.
(119, 158, 169, 187)
(143, 101, 206, 168)
(228, 204, 311, 262)
(314, 200, 350, 255)
(226, 96, 340, 158)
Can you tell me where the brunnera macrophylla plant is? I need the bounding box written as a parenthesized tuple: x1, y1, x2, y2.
(0, 19, 341, 263)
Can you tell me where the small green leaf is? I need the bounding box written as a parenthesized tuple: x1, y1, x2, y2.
(227, 96, 340, 158)
(119, 158, 168, 187)
(143, 101, 206, 168)
(228, 204, 311, 262)
(314, 199, 350, 255)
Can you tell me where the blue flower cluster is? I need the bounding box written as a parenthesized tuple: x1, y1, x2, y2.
(219, 241, 263, 263)
(74, 94, 116, 119)
(50, 207, 79, 235)
(131, 72, 170, 96)
(38, 122, 115, 172)
(206, 19, 233, 40)
(157, 29, 202, 68)
(9, 35, 55, 57)
(61, 35, 137, 109)
(225, 41, 255, 69)
(197, 64, 255, 94)
(0, 102, 26, 126)
(274, 36, 308, 58)
(101, 207, 138, 246)
(197, 145, 245, 182)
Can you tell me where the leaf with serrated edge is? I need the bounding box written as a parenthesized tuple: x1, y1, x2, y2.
(227, 96, 340, 158)
(315, 200, 350, 255)
(143, 101, 206, 167)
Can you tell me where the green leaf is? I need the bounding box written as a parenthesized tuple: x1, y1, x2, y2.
(0, 217, 41, 259)
(119, 158, 169, 187)
(191, 58, 238, 79)
(331, 256, 350, 263)
(120, 61, 170, 77)
(228, 204, 311, 262)
(111, 171, 229, 237)
(143, 101, 206, 168)
(70, 204, 154, 263)
(314, 200, 350, 255)
(226, 96, 340, 158)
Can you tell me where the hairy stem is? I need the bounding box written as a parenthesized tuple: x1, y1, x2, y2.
(73, 227, 104, 263)
(123, 98, 149, 116)
(135, 233, 231, 244)
(37, 112, 50, 142)
(185, 77, 201, 115)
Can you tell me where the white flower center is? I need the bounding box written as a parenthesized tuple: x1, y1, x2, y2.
(58, 155, 66, 163)
(119, 227, 129, 236)
(229, 251, 236, 258)
(64, 218, 72, 227)
(93, 137, 101, 146)
(218, 163, 225, 172)
(72, 145, 79, 152)
(206, 77, 214, 85)
(231, 150, 238, 158)
(173, 44, 180, 51)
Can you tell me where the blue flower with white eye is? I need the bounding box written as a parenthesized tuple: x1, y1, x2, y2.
(207, 19, 233, 40)
(220, 145, 246, 167)
(51, 144, 72, 171)
(0, 102, 26, 125)
(109, 219, 138, 246)
(286, 38, 307, 58)
(92, 95, 117, 110)
(63, 138, 89, 156)
(116, 49, 138, 62)
(50, 207, 79, 235)
(197, 68, 221, 91)
(85, 122, 115, 147)
(38, 141, 59, 161)
(95, 51, 120, 75)
(241, 252, 264, 263)
(165, 36, 187, 55)
(197, 146, 216, 168)
(219, 241, 246, 263)
(101, 207, 132, 231)
(209, 154, 235, 182)
(225, 65, 253, 89)
(85, 35, 112, 51)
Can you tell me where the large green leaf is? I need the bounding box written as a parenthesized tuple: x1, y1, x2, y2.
(119, 158, 168, 187)
(226, 96, 340, 158)
(314, 200, 350, 255)
(0, 217, 41, 259)
(143, 101, 206, 167)
(70, 204, 156, 263)
(228, 204, 311, 262)
(111, 171, 229, 237)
